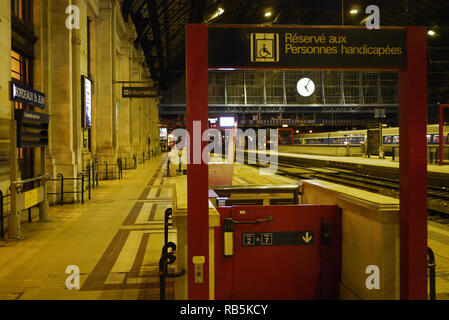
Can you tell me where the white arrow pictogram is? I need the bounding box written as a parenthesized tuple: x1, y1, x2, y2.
(302, 232, 312, 244)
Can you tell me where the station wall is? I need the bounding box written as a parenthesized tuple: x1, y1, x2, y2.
(0, 0, 161, 197)
(0, 1, 12, 193)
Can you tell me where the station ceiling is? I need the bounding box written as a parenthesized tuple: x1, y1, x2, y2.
(121, 0, 449, 102)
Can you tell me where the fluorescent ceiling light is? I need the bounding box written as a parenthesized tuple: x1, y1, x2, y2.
(350, 9, 358, 14)
(428, 30, 436, 36)
(265, 11, 272, 17)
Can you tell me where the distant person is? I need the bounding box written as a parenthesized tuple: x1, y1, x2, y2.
(177, 136, 184, 172)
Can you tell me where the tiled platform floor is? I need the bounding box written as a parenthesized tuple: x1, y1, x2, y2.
(0, 155, 175, 300)
(0, 156, 447, 300)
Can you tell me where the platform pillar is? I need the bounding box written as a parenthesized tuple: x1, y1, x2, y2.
(186, 24, 210, 299)
(398, 27, 428, 300)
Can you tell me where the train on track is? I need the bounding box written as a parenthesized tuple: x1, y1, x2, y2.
(294, 124, 449, 154)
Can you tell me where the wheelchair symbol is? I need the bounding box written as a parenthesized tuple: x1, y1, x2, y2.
(258, 44, 271, 58)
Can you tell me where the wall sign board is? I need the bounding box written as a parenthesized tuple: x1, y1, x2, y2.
(122, 87, 159, 98)
(82, 76, 92, 128)
(15, 109, 50, 148)
(208, 27, 406, 69)
(10, 81, 46, 109)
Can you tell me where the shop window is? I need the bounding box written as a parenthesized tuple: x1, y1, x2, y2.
(11, 0, 32, 24)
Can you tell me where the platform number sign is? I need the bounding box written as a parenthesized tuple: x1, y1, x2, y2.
(242, 231, 314, 246)
(261, 233, 273, 245)
(243, 233, 255, 246)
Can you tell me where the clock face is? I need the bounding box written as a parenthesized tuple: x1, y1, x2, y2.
(297, 78, 315, 97)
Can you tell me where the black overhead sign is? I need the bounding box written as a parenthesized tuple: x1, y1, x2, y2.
(242, 231, 314, 247)
(10, 81, 46, 109)
(15, 109, 50, 148)
(208, 27, 406, 69)
(122, 87, 159, 98)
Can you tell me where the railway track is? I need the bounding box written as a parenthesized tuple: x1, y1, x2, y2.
(244, 158, 449, 217)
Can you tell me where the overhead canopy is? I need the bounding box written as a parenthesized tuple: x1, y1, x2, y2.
(121, 0, 205, 90)
(122, 0, 449, 101)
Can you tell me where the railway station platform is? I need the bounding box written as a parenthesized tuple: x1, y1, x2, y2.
(0, 154, 448, 300)
(248, 150, 449, 187)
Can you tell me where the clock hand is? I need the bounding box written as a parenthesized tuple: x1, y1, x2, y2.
(305, 79, 311, 91)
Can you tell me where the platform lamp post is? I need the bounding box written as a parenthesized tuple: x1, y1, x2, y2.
(439, 104, 449, 165)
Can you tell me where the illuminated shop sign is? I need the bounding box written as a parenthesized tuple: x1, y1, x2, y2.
(10, 80, 46, 109)
(219, 116, 235, 127)
(209, 27, 406, 69)
(160, 127, 168, 139)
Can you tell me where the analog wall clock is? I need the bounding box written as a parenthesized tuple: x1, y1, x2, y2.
(297, 78, 315, 97)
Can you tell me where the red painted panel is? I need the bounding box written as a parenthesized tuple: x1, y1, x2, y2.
(215, 205, 340, 300)
(186, 24, 210, 299)
(398, 27, 428, 300)
(319, 206, 342, 300)
(440, 105, 449, 166)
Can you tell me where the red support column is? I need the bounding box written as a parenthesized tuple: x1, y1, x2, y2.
(398, 27, 428, 300)
(440, 105, 448, 166)
(186, 24, 210, 299)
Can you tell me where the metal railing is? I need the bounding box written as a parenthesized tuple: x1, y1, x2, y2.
(47, 172, 91, 205)
(158, 208, 184, 300)
(164, 208, 172, 246)
(158, 242, 185, 300)
(0, 191, 10, 238)
(119, 155, 137, 170)
(428, 247, 436, 300)
(97, 161, 123, 180)
(85, 164, 99, 189)
(0, 190, 44, 238)
(212, 185, 301, 206)
(135, 152, 147, 164)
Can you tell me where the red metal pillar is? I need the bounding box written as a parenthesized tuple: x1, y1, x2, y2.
(186, 24, 210, 299)
(398, 27, 428, 300)
(440, 105, 448, 166)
